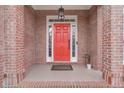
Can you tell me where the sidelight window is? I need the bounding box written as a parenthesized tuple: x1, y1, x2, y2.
(48, 25, 52, 57)
(72, 25, 76, 57)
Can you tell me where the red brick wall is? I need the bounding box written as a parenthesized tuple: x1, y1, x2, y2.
(102, 5, 113, 87)
(35, 10, 89, 64)
(16, 6, 25, 86)
(0, 6, 4, 87)
(102, 5, 123, 87)
(97, 6, 103, 71)
(89, 6, 98, 69)
(110, 6, 123, 87)
(1, 5, 36, 87)
(24, 6, 36, 69)
(89, 6, 103, 71)
(89, 5, 124, 87)
(3, 5, 25, 87)
(123, 7, 124, 86)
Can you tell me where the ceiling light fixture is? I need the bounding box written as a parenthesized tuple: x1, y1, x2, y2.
(58, 5, 65, 21)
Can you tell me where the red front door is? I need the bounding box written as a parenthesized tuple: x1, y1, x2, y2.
(54, 23, 70, 62)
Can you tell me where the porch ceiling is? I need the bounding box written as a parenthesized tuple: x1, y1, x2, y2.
(32, 5, 92, 10)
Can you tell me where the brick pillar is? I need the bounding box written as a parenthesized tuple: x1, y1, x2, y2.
(110, 6, 123, 87)
(0, 6, 4, 87)
(102, 5, 123, 87)
(3, 5, 25, 87)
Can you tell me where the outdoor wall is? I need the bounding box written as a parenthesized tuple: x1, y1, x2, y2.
(97, 6, 103, 71)
(35, 10, 89, 64)
(0, 6, 4, 87)
(89, 6, 97, 70)
(3, 5, 25, 87)
(88, 6, 103, 71)
(0, 5, 36, 87)
(123, 7, 124, 86)
(102, 5, 123, 87)
(110, 6, 123, 87)
(24, 6, 36, 69)
(102, 6, 112, 87)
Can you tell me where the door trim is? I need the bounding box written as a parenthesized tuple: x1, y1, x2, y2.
(46, 15, 78, 63)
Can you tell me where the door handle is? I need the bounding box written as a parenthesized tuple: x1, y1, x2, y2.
(68, 39, 70, 49)
(76, 41, 78, 45)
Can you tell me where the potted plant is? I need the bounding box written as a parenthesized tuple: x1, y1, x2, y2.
(84, 54, 91, 69)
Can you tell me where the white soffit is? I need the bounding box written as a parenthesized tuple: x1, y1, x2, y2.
(32, 5, 92, 10)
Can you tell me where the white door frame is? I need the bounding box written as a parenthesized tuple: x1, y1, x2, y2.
(46, 15, 78, 63)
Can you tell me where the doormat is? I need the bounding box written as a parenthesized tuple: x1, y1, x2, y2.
(51, 64, 73, 71)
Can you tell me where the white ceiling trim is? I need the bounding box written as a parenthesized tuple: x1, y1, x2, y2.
(32, 5, 92, 10)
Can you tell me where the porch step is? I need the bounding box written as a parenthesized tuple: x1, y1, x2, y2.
(18, 81, 110, 88)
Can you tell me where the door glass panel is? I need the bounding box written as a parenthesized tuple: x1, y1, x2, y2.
(72, 25, 76, 57)
(48, 25, 52, 57)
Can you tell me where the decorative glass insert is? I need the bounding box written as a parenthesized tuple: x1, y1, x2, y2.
(72, 25, 76, 57)
(48, 25, 52, 57)
(49, 19, 75, 22)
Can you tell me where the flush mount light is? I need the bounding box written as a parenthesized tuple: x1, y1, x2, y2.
(58, 5, 65, 21)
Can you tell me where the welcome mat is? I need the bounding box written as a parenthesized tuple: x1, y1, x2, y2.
(51, 64, 73, 71)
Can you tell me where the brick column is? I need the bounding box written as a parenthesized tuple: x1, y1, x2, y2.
(102, 5, 123, 87)
(110, 6, 123, 87)
(3, 5, 25, 87)
(0, 6, 4, 87)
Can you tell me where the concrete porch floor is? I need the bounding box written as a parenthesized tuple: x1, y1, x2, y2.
(24, 64, 103, 81)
